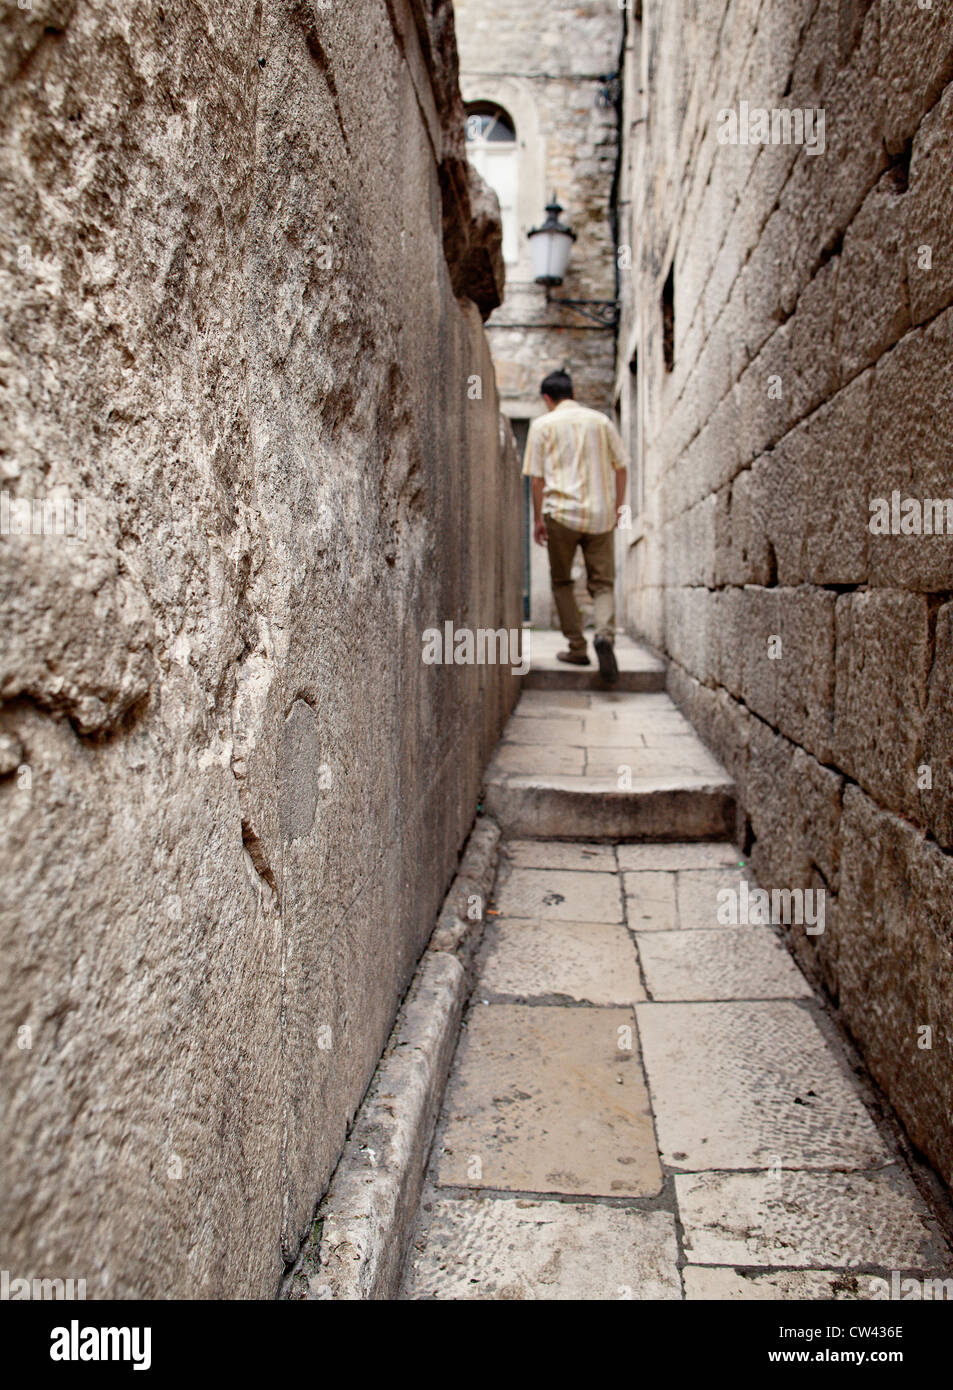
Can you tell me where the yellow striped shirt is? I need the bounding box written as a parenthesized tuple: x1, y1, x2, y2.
(522, 401, 627, 534)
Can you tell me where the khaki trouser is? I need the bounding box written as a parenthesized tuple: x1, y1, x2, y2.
(545, 515, 616, 653)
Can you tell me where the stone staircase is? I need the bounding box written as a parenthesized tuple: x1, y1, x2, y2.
(484, 632, 735, 840)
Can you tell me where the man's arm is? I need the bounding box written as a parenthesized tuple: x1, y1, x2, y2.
(615, 466, 628, 527)
(531, 476, 547, 546)
(523, 423, 548, 546)
(606, 420, 629, 528)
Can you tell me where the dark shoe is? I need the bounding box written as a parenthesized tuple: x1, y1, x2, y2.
(594, 636, 619, 684)
(557, 650, 591, 667)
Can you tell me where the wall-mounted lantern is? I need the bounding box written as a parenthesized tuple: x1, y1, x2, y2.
(529, 196, 620, 329)
(528, 197, 576, 287)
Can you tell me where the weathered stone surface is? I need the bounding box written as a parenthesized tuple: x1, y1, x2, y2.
(836, 173, 911, 380)
(867, 309, 953, 593)
(682, 1267, 874, 1301)
(835, 786, 953, 1188)
(637, 1000, 889, 1171)
(637, 927, 813, 1002)
(776, 590, 836, 763)
(618, 842, 738, 872)
(404, 1198, 681, 1301)
(677, 1168, 946, 1270)
(436, 1004, 662, 1197)
(905, 81, 953, 325)
(494, 867, 622, 923)
(834, 592, 931, 819)
(676, 868, 749, 929)
(921, 601, 953, 849)
(479, 918, 645, 1005)
(485, 686, 736, 839)
(880, 0, 953, 152)
(0, 0, 521, 1299)
(503, 840, 616, 872)
(623, 870, 678, 929)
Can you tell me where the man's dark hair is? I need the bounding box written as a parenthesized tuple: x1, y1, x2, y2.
(541, 370, 574, 403)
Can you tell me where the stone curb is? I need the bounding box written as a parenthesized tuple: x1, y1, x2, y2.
(282, 815, 501, 1301)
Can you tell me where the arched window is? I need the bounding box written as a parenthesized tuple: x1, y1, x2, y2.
(465, 102, 519, 266)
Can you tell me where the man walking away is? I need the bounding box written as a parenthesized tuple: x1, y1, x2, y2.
(522, 370, 628, 684)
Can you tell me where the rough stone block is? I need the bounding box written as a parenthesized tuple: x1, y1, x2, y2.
(735, 325, 793, 474)
(836, 172, 911, 379)
(799, 370, 874, 585)
(836, 785, 953, 1188)
(738, 586, 783, 728)
(775, 588, 836, 763)
(834, 592, 931, 819)
(867, 308, 953, 593)
(664, 585, 715, 684)
(782, 4, 887, 293)
(921, 601, 953, 849)
(905, 81, 953, 325)
(880, 0, 953, 152)
(789, 257, 841, 420)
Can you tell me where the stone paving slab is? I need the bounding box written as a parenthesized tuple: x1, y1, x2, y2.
(495, 867, 623, 922)
(617, 842, 740, 871)
(514, 690, 593, 716)
(676, 1169, 948, 1270)
(624, 870, 678, 929)
(637, 927, 814, 1001)
(436, 1004, 662, 1197)
(403, 1198, 681, 1301)
(636, 1001, 890, 1170)
(677, 868, 752, 928)
(492, 743, 586, 777)
(585, 746, 728, 780)
(682, 1267, 879, 1300)
(503, 715, 585, 745)
(582, 716, 699, 747)
(479, 918, 645, 1005)
(503, 841, 617, 872)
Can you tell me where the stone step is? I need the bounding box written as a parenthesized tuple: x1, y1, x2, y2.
(523, 628, 667, 692)
(484, 774, 735, 840)
(483, 685, 736, 841)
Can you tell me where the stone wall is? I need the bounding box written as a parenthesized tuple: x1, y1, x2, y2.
(0, 0, 522, 1298)
(620, 0, 953, 1189)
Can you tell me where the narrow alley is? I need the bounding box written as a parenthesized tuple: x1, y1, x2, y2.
(4, 0, 953, 1353)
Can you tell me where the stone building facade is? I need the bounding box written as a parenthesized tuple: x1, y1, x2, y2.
(0, 0, 521, 1298)
(454, 0, 623, 624)
(617, 0, 953, 1189)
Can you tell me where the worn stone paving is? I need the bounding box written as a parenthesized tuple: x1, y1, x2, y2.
(400, 675, 952, 1301)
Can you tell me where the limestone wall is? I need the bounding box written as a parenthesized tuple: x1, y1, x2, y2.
(620, 0, 953, 1188)
(0, 0, 522, 1297)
